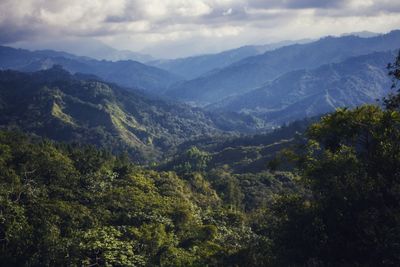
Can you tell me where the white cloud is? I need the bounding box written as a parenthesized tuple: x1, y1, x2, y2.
(1, 0, 399, 58)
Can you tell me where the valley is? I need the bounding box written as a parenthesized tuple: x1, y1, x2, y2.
(1, 25, 400, 266)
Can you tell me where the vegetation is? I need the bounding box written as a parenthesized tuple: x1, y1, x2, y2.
(0, 67, 270, 163)
(0, 53, 400, 266)
(262, 105, 400, 266)
(0, 132, 257, 266)
(383, 51, 400, 109)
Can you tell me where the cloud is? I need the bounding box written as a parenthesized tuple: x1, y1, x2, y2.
(1, 0, 399, 58)
(247, 0, 346, 9)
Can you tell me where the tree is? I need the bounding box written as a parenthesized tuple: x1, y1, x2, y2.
(79, 226, 146, 266)
(269, 105, 400, 266)
(383, 51, 400, 110)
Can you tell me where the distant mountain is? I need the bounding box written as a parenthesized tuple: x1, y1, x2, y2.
(151, 39, 312, 79)
(0, 67, 268, 161)
(167, 30, 400, 105)
(11, 38, 154, 62)
(0, 46, 180, 93)
(340, 31, 380, 38)
(208, 51, 395, 126)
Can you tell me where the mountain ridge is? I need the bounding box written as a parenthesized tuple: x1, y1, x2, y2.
(150, 39, 312, 79)
(208, 51, 395, 126)
(11, 38, 154, 62)
(0, 45, 181, 94)
(166, 30, 400, 105)
(0, 67, 269, 161)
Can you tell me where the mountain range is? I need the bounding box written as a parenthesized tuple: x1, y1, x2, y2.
(0, 46, 180, 93)
(150, 39, 312, 79)
(0, 67, 268, 162)
(166, 30, 400, 105)
(0, 30, 398, 141)
(208, 51, 395, 126)
(11, 38, 154, 62)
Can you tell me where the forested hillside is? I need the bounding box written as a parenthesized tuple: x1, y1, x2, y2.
(0, 66, 269, 162)
(1, 52, 400, 266)
(0, 131, 257, 266)
(2, 99, 400, 265)
(2, 0, 400, 265)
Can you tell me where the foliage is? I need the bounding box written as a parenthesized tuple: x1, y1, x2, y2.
(265, 105, 400, 266)
(0, 131, 258, 266)
(1, 47, 400, 267)
(0, 68, 225, 163)
(383, 51, 400, 110)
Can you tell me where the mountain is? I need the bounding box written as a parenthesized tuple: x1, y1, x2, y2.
(208, 51, 395, 126)
(11, 38, 154, 62)
(151, 39, 312, 79)
(340, 31, 380, 38)
(0, 67, 271, 161)
(167, 30, 400, 105)
(0, 67, 215, 161)
(0, 46, 180, 93)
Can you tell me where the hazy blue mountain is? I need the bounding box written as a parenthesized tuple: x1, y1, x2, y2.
(151, 39, 312, 79)
(0, 46, 180, 93)
(11, 38, 154, 62)
(340, 31, 380, 38)
(167, 30, 400, 105)
(208, 51, 395, 127)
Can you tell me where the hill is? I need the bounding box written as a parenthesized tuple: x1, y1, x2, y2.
(164, 117, 314, 173)
(0, 66, 272, 161)
(0, 46, 180, 93)
(167, 30, 400, 105)
(208, 51, 395, 126)
(10, 38, 154, 62)
(151, 39, 311, 79)
(0, 67, 219, 161)
(0, 130, 248, 266)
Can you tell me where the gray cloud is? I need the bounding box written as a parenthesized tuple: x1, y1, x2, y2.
(1, 0, 399, 58)
(247, 0, 346, 9)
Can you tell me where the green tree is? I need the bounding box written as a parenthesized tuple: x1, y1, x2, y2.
(173, 147, 211, 174)
(270, 105, 400, 266)
(383, 51, 400, 109)
(79, 226, 146, 266)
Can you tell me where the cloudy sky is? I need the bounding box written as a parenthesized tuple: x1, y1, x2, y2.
(1, 0, 400, 58)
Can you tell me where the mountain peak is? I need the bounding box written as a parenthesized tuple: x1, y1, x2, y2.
(36, 64, 73, 82)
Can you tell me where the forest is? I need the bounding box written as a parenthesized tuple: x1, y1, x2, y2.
(0, 53, 398, 266)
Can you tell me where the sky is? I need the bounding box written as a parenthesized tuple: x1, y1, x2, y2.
(1, 0, 400, 59)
